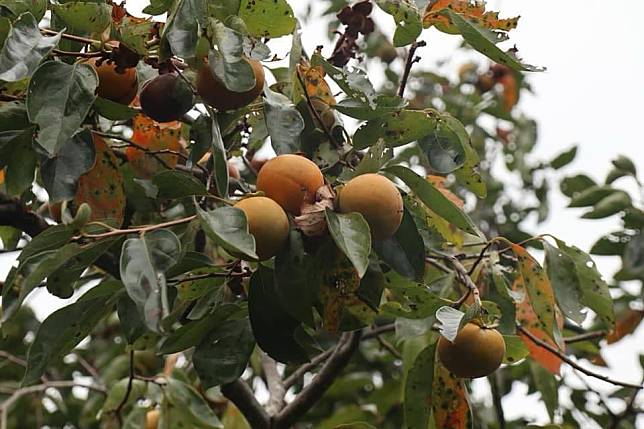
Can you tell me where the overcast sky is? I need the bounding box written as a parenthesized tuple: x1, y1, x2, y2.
(1, 0, 642, 426)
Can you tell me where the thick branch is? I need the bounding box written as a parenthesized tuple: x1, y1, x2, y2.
(221, 379, 270, 429)
(273, 330, 362, 429)
(0, 193, 50, 238)
(517, 325, 643, 390)
(260, 352, 285, 415)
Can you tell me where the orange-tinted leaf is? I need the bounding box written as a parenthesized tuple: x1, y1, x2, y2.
(432, 358, 471, 428)
(512, 244, 556, 338)
(0, 169, 4, 185)
(499, 74, 518, 111)
(126, 114, 183, 178)
(297, 63, 336, 106)
(423, 0, 520, 34)
(427, 175, 464, 208)
(74, 133, 126, 227)
(607, 309, 644, 344)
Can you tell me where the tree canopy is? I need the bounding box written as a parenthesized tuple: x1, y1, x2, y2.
(0, 0, 642, 428)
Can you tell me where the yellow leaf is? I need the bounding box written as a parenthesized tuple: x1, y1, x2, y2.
(423, 0, 520, 34)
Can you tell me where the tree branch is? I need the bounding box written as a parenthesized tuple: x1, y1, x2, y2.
(113, 350, 135, 426)
(517, 325, 643, 390)
(563, 330, 607, 344)
(221, 379, 270, 429)
(398, 40, 426, 98)
(260, 352, 285, 415)
(273, 330, 362, 429)
(0, 381, 106, 429)
(0, 193, 50, 238)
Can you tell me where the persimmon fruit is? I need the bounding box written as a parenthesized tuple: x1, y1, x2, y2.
(256, 154, 324, 215)
(84, 57, 138, 105)
(140, 73, 194, 123)
(234, 196, 289, 260)
(145, 409, 159, 429)
(337, 173, 403, 240)
(437, 323, 506, 378)
(196, 57, 265, 111)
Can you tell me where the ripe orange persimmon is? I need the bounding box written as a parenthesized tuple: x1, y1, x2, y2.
(437, 323, 506, 378)
(84, 57, 138, 105)
(196, 57, 265, 111)
(145, 409, 159, 429)
(256, 154, 324, 215)
(234, 196, 289, 260)
(337, 173, 403, 240)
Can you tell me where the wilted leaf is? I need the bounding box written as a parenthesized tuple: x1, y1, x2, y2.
(74, 133, 126, 226)
(607, 309, 644, 344)
(424, 0, 519, 34)
(293, 185, 336, 237)
(436, 306, 465, 342)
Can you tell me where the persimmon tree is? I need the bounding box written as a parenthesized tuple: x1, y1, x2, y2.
(0, 0, 642, 428)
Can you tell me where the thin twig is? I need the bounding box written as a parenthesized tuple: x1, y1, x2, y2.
(398, 40, 426, 98)
(74, 353, 103, 383)
(52, 49, 105, 58)
(376, 335, 402, 359)
(0, 351, 27, 368)
(40, 28, 98, 45)
(517, 325, 643, 390)
(78, 215, 196, 240)
(273, 331, 362, 429)
(563, 330, 608, 344)
(0, 381, 106, 429)
(113, 350, 135, 426)
(437, 252, 482, 308)
(283, 347, 337, 390)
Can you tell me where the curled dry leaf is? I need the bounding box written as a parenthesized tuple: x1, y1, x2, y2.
(424, 0, 520, 34)
(293, 184, 336, 237)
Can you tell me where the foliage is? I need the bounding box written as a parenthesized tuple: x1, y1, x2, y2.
(0, 1, 641, 428)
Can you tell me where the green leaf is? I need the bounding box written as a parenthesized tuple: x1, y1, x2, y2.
(27, 61, 98, 156)
(404, 343, 436, 429)
(163, 0, 206, 59)
(102, 378, 148, 414)
(210, 113, 229, 199)
(386, 165, 479, 235)
(325, 209, 371, 278)
(52, 2, 112, 34)
(120, 229, 182, 332)
(442, 9, 545, 72)
(335, 423, 377, 429)
(543, 241, 586, 325)
(554, 238, 615, 327)
(502, 335, 529, 364)
(381, 271, 450, 319)
(159, 304, 242, 354)
(274, 230, 315, 326)
(375, 0, 422, 47)
(353, 109, 438, 150)
(333, 96, 407, 120)
(623, 233, 644, 278)
(530, 361, 559, 421)
(549, 145, 577, 170)
(311, 54, 377, 106)
(264, 86, 304, 155)
(117, 294, 148, 344)
(93, 96, 138, 121)
(196, 205, 257, 260)
(209, 22, 256, 92)
(0, 13, 61, 82)
(373, 205, 425, 281)
(143, 0, 174, 15)
(117, 17, 156, 55)
(581, 191, 632, 219)
(23, 281, 122, 385)
(419, 116, 467, 174)
(239, 0, 296, 38)
(560, 174, 596, 198)
(152, 170, 208, 199)
(248, 266, 308, 363)
(568, 185, 618, 208)
(589, 232, 630, 256)
(612, 155, 637, 177)
(193, 317, 255, 387)
(1, 0, 47, 22)
(3, 129, 35, 196)
(41, 128, 96, 202)
(165, 378, 223, 428)
(209, 0, 240, 22)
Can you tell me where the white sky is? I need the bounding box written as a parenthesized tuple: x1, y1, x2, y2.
(1, 0, 642, 426)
